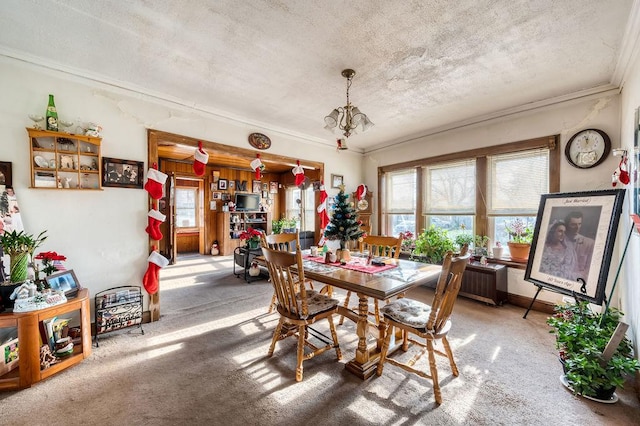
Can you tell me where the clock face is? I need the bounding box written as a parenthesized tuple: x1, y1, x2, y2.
(565, 129, 611, 169)
(357, 199, 369, 211)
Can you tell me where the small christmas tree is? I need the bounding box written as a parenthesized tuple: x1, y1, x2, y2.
(323, 186, 364, 250)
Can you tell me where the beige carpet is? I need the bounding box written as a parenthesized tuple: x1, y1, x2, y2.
(1, 254, 639, 425)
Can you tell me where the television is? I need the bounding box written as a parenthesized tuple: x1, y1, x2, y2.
(235, 193, 260, 211)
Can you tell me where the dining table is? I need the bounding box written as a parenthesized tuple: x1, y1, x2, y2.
(299, 252, 442, 380)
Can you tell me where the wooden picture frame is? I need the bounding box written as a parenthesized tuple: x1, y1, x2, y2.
(0, 161, 12, 188)
(102, 157, 143, 189)
(252, 180, 261, 193)
(331, 174, 343, 188)
(212, 192, 221, 200)
(218, 179, 228, 190)
(45, 269, 82, 298)
(524, 189, 625, 305)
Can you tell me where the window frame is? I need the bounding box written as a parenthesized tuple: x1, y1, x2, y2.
(379, 135, 560, 241)
(175, 186, 199, 232)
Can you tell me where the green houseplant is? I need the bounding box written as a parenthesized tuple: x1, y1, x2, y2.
(412, 225, 456, 264)
(0, 230, 47, 283)
(547, 300, 640, 400)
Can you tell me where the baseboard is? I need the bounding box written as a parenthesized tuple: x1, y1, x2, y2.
(507, 293, 555, 314)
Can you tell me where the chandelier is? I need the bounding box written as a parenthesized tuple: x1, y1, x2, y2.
(324, 69, 374, 138)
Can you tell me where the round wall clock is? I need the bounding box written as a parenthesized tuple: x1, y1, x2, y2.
(565, 129, 611, 169)
(248, 133, 271, 150)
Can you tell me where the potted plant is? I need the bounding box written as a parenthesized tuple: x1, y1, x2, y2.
(473, 235, 489, 256)
(454, 233, 474, 252)
(547, 300, 640, 401)
(505, 218, 533, 261)
(398, 231, 416, 254)
(239, 227, 262, 249)
(0, 230, 47, 284)
(412, 225, 455, 264)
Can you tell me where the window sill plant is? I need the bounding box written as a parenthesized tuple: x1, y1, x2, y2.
(505, 218, 533, 261)
(547, 300, 640, 400)
(412, 225, 455, 264)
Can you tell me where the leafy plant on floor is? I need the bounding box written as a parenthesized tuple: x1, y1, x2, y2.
(547, 300, 640, 398)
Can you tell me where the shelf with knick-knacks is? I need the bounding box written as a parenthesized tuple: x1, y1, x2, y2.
(27, 128, 102, 190)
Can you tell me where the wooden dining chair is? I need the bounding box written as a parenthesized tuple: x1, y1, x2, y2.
(261, 232, 315, 313)
(261, 245, 342, 381)
(376, 247, 470, 405)
(339, 234, 403, 325)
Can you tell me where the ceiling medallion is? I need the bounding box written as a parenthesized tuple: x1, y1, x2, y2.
(248, 133, 271, 150)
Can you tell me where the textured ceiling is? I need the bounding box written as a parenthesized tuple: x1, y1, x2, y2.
(0, 0, 637, 153)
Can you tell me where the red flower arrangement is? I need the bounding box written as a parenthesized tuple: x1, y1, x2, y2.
(239, 227, 262, 246)
(34, 251, 67, 276)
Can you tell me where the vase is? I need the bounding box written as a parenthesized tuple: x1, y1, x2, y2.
(507, 242, 530, 262)
(247, 239, 260, 249)
(9, 252, 29, 284)
(492, 247, 504, 259)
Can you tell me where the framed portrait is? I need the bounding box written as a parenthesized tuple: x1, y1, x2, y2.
(331, 174, 343, 188)
(228, 180, 235, 189)
(212, 192, 221, 200)
(262, 182, 268, 191)
(252, 180, 261, 193)
(312, 180, 322, 191)
(45, 269, 82, 298)
(102, 157, 144, 189)
(0, 161, 12, 188)
(218, 179, 228, 190)
(262, 190, 268, 198)
(525, 189, 625, 305)
(212, 170, 220, 182)
(269, 181, 278, 194)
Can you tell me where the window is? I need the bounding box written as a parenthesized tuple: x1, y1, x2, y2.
(384, 169, 417, 236)
(175, 187, 198, 229)
(285, 187, 315, 231)
(488, 149, 549, 247)
(380, 135, 558, 258)
(423, 159, 475, 240)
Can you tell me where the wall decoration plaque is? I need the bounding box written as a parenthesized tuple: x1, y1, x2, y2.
(248, 133, 271, 150)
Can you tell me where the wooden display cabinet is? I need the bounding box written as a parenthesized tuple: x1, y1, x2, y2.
(216, 211, 271, 255)
(0, 289, 92, 391)
(28, 128, 102, 190)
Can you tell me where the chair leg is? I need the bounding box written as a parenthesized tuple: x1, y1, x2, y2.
(376, 322, 391, 376)
(268, 292, 276, 314)
(339, 291, 352, 325)
(426, 339, 442, 405)
(327, 315, 342, 360)
(296, 325, 305, 382)
(374, 299, 380, 324)
(269, 318, 284, 356)
(442, 336, 459, 376)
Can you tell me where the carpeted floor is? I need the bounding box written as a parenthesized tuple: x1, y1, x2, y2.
(0, 254, 639, 425)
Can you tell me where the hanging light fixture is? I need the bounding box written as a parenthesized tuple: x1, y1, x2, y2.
(324, 69, 374, 138)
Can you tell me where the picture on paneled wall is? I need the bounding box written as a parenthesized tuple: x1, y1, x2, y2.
(218, 179, 228, 190)
(252, 180, 261, 193)
(269, 181, 278, 193)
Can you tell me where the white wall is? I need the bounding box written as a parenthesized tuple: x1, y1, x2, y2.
(0, 57, 362, 308)
(364, 92, 622, 305)
(619, 47, 640, 356)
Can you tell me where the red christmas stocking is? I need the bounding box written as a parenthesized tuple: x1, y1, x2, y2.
(292, 161, 305, 186)
(250, 156, 264, 180)
(193, 141, 209, 176)
(144, 168, 168, 200)
(145, 209, 166, 241)
(142, 251, 169, 295)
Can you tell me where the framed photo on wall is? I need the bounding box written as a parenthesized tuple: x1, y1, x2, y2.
(102, 157, 144, 189)
(0, 161, 12, 188)
(331, 174, 343, 188)
(269, 181, 278, 193)
(218, 179, 228, 190)
(252, 180, 261, 193)
(525, 189, 625, 305)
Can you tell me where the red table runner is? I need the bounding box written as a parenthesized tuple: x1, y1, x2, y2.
(303, 254, 397, 274)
